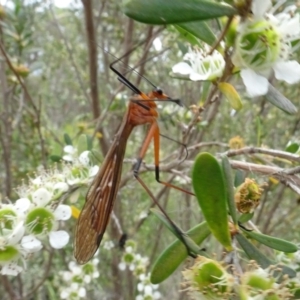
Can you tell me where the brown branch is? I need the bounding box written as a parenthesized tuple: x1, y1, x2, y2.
(82, 0, 108, 155)
(1, 274, 19, 299)
(225, 146, 300, 163)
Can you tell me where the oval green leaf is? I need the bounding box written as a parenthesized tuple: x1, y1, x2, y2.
(176, 21, 216, 46)
(49, 155, 62, 162)
(266, 84, 298, 114)
(86, 135, 93, 151)
(218, 82, 243, 111)
(236, 233, 296, 278)
(238, 212, 254, 223)
(150, 222, 210, 284)
(173, 25, 201, 46)
(122, 0, 236, 25)
(192, 152, 232, 251)
(77, 134, 88, 155)
(234, 169, 245, 187)
(285, 142, 299, 154)
(241, 229, 298, 253)
(222, 155, 237, 225)
(64, 133, 73, 145)
(236, 232, 276, 269)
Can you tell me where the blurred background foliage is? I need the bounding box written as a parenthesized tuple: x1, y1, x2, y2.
(1, 0, 300, 299)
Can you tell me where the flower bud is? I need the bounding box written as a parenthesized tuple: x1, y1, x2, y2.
(235, 178, 264, 214)
(182, 256, 234, 299)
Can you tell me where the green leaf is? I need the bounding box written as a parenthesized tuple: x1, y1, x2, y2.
(151, 208, 203, 255)
(236, 233, 296, 278)
(77, 134, 88, 155)
(192, 152, 232, 251)
(218, 82, 243, 111)
(49, 155, 62, 162)
(265, 84, 298, 114)
(173, 25, 201, 46)
(234, 169, 245, 187)
(222, 155, 237, 225)
(86, 135, 93, 151)
(64, 133, 73, 145)
(122, 0, 236, 25)
(150, 222, 210, 284)
(238, 212, 254, 223)
(236, 232, 275, 269)
(285, 142, 299, 154)
(176, 21, 216, 46)
(89, 150, 102, 164)
(241, 229, 298, 253)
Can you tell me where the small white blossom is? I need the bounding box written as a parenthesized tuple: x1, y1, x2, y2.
(172, 47, 225, 81)
(59, 259, 100, 299)
(136, 273, 161, 299)
(233, 0, 300, 97)
(103, 240, 114, 250)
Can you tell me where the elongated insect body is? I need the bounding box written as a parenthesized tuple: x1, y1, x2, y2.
(74, 91, 169, 264)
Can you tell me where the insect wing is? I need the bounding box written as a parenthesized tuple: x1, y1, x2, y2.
(74, 149, 121, 264)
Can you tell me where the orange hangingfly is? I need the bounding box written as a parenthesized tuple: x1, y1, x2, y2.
(74, 54, 191, 264)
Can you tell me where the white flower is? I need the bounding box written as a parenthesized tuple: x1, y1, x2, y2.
(232, 0, 300, 97)
(59, 259, 100, 299)
(136, 273, 161, 299)
(0, 218, 41, 275)
(63, 145, 76, 162)
(60, 284, 86, 299)
(172, 47, 225, 81)
(103, 240, 114, 250)
(25, 189, 71, 249)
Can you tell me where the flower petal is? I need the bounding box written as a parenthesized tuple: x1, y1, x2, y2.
(8, 222, 25, 245)
(79, 151, 90, 166)
(15, 198, 30, 213)
(78, 287, 86, 297)
(1, 263, 23, 276)
(89, 165, 99, 177)
(32, 188, 52, 206)
(172, 62, 193, 75)
(54, 205, 72, 221)
(189, 72, 208, 81)
(21, 235, 43, 252)
(118, 262, 126, 271)
(64, 145, 75, 154)
(53, 182, 69, 193)
(252, 0, 271, 19)
(62, 154, 73, 162)
(278, 13, 300, 39)
(49, 231, 69, 249)
(273, 60, 300, 84)
(240, 69, 269, 97)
